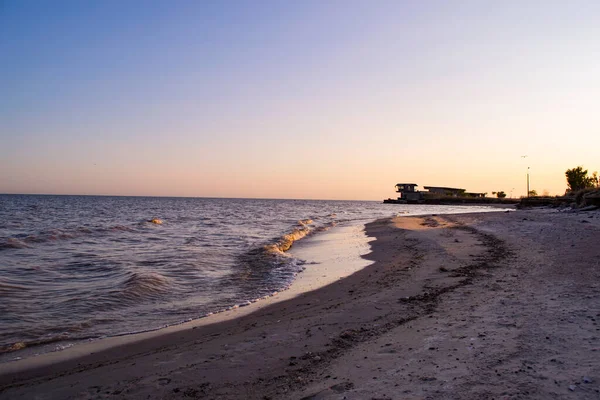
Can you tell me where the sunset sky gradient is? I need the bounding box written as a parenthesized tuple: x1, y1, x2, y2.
(2, 1, 599, 199)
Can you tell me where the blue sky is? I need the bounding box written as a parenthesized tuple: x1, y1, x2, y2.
(1, 1, 599, 198)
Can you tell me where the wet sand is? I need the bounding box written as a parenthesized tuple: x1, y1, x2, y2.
(1, 208, 599, 399)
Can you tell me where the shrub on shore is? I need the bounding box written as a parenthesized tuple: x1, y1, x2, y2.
(565, 166, 597, 192)
(572, 188, 600, 206)
(559, 166, 600, 207)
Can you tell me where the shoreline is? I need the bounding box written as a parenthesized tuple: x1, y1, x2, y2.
(0, 206, 505, 368)
(0, 220, 378, 371)
(2, 207, 598, 399)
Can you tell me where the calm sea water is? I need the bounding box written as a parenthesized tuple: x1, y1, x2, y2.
(0, 195, 499, 359)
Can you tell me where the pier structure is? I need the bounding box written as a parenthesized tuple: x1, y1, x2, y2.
(384, 183, 488, 204)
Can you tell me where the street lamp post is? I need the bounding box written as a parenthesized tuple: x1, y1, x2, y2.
(527, 167, 530, 197)
(521, 155, 529, 198)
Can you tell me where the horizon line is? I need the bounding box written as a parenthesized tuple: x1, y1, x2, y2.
(0, 193, 381, 202)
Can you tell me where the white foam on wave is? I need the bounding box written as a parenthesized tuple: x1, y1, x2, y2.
(262, 219, 336, 256)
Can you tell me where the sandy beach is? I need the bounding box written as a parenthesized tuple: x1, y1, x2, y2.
(1, 208, 599, 399)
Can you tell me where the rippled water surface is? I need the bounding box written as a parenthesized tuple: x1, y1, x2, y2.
(0, 195, 499, 358)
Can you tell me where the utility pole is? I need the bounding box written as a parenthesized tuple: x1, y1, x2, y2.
(527, 167, 530, 197)
(521, 155, 529, 198)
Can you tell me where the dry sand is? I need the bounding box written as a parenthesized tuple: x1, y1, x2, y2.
(1, 208, 599, 399)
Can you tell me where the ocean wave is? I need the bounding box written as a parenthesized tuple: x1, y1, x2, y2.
(0, 330, 99, 355)
(0, 238, 30, 250)
(0, 280, 31, 294)
(313, 221, 337, 233)
(0, 224, 140, 250)
(120, 271, 171, 300)
(108, 225, 135, 232)
(229, 218, 335, 299)
(264, 228, 310, 254)
(0, 318, 104, 355)
(261, 218, 329, 254)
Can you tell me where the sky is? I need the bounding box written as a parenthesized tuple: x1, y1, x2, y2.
(1, 0, 599, 200)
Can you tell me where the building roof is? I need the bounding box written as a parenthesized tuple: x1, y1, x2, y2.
(423, 186, 465, 191)
(395, 183, 418, 186)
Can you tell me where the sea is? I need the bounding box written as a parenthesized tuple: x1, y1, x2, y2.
(0, 195, 501, 362)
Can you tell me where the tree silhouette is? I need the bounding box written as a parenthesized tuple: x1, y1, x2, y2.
(565, 166, 595, 192)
